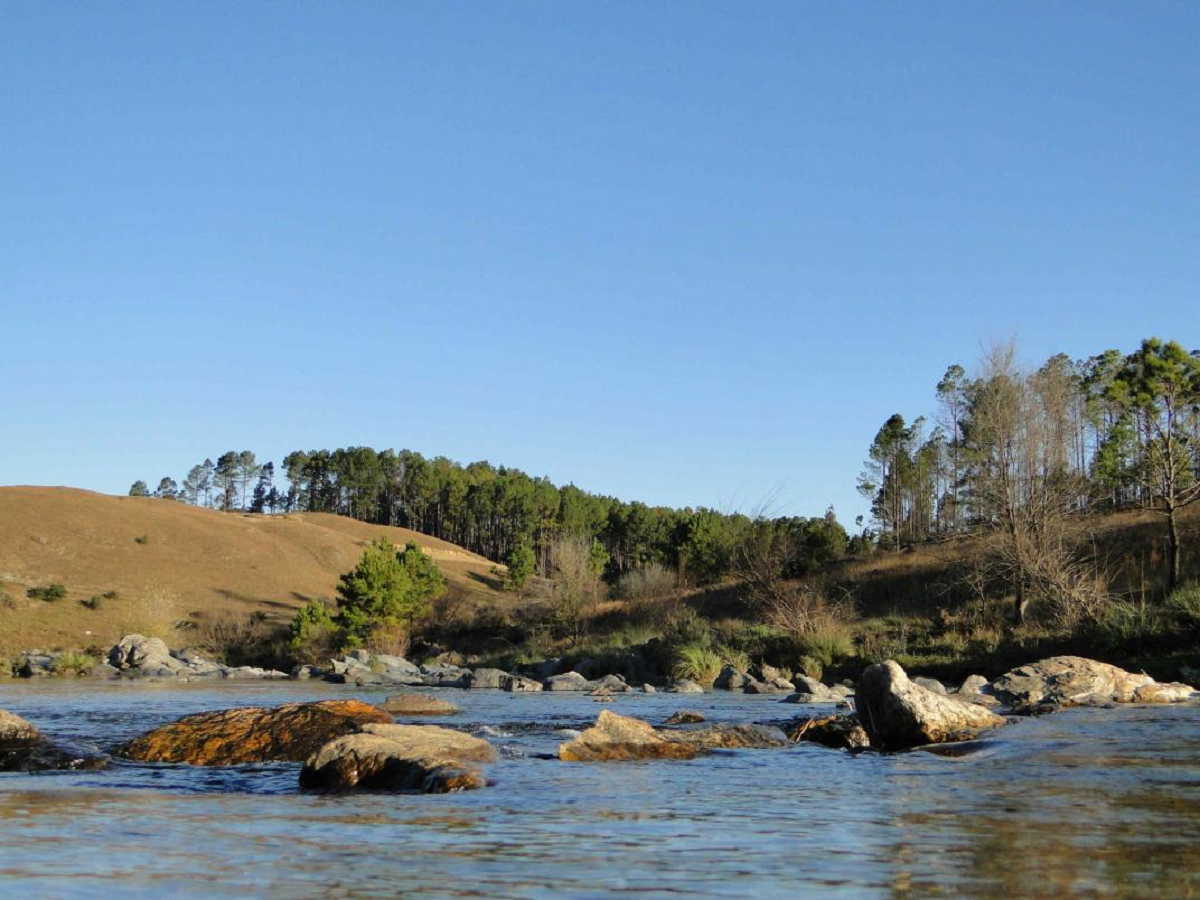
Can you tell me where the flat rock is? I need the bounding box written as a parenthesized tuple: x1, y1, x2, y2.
(379, 694, 460, 716)
(1132, 682, 1199, 703)
(300, 723, 496, 792)
(857, 660, 1006, 751)
(671, 723, 790, 750)
(787, 713, 871, 751)
(992, 656, 1156, 708)
(117, 700, 392, 765)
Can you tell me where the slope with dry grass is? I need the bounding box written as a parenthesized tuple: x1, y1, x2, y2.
(0, 486, 508, 656)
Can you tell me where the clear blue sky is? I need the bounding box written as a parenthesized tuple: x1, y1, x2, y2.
(3, 2, 1197, 524)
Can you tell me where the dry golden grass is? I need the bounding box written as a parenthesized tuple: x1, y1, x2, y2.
(0, 486, 506, 655)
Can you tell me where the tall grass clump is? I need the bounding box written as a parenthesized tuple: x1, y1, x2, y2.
(670, 643, 724, 684)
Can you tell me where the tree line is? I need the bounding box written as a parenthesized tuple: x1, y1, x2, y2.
(130, 447, 849, 586)
(859, 337, 1200, 594)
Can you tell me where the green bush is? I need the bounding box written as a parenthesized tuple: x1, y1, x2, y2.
(134, 535, 150, 545)
(336, 538, 446, 646)
(671, 642, 724, 684)
(51, 650, 96, 675)
(80, 595, 103, 610)
(1166, 585, 1200, 628)
(27, 583, 68, 602)
(288, 599, 341, 663)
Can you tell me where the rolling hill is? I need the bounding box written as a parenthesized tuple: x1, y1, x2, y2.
(0, 486, 506, 656)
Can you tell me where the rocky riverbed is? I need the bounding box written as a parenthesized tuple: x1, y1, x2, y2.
(1, 676, 1199, 896)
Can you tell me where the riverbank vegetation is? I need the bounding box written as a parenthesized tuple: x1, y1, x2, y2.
(5, 335, 1197, 683)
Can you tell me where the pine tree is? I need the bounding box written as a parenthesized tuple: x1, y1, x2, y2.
(128, 480, 150, 497)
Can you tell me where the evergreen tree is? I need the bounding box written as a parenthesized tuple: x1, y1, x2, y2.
(501, 541, 536, 598)
(128, 480, 150, 497)
(154, 477, 179, 500)
(335, 537, 446, 645)
(214, 452, 239, 510)
(1109, 338, 1200, 590)
(250, 462, 275, 514)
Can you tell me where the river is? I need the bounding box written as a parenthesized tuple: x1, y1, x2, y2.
(1, 681, 1198, 898)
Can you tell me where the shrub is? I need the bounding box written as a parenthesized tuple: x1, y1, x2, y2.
(197, 611, 272, 665)
(51, 649, 96, 675)
(671, 643, 724, 684)
(27, 583, 68, 603)
(797, 655, 823, 680)
(616, 563, 677, 602)
(1166, 585, 1200, 629)
(798, 623, 855, 668)
(134, 535, 150, 545)
(102, 590, 121, 601)
(1096, 600, 1168, 648)
(80, 595, 104, 610)
(288, 599, 341, 663)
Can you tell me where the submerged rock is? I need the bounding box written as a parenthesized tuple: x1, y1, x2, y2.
(1, 709, 107, 772)
(117, 700, 392, 765)
(856, 660, 1006, 751)
(379, 694, 460, 716)
(559, 711, 788, 761)
(664, 710, 706, 725)
(300, 723, 496, 792)
(991, 656, 1160, 709)
(786, 713, 871, 751)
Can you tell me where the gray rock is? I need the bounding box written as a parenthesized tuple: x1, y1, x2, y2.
(640, 684, 657, 693)
(420, 664, 473, 688)
(501, 674, 544, 692)
(545, 672, 592, 691)
(373, 654, 421, 677)
(90, 662, 120, 680)
(467, 668, 509, 690)
(856, 660, 1006, 750)
(992, 656, 1157, 708)
(667, 679, 705, 694)
(913, 676, 948, 696)
(714, 666, 755, 690)
(109, 634, 180, 672)
(588, 674, 631, 693)
(957, 674, 990, 695)
(292, 664, 324, 680)
(782, 692, 838, 704)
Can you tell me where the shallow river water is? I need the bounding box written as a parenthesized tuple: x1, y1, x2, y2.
(1, 681, 1198, 898)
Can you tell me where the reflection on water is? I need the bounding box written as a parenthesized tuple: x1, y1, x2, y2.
(1, 681, 1197, 897)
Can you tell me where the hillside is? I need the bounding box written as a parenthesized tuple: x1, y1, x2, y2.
(0, 486, 506, 656)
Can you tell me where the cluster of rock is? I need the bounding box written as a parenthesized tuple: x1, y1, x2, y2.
(11, 635, 290, 681)
(310, 649, 701, 694)
(114, 698, 495, 793)
(711, 665, 855, 703)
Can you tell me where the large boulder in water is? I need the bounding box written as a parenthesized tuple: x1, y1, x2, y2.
(108, 634, 182, 674)
(0, 709, 40, 743)
(856, 660, 1006, 750)
(991, 656, 1160, 708)
(559, 711, 699, 761)
(117, 700, 392, 765)
(300, 723, 496, 792)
